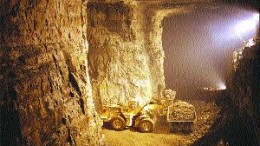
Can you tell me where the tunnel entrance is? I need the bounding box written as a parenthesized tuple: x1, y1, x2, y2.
(162, 5, 258, 100)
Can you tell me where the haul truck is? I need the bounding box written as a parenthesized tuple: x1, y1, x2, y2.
(100, 89, 197, 133)
(167, 100, 196, 133)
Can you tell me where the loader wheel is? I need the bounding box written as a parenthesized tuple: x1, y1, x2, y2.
(138, 120, 154, 133)
(110, 116, 126, 131)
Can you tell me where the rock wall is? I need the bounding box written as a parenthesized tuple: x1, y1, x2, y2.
(143, 5, 193, 99)
(87, 1, 153, 108)
(0, 0, 102, 145)
(231, 43, 259, 113)
(87, 1, 195, 109)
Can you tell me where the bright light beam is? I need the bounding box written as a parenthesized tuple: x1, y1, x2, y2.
(253, 13, 259, 22)
(235, 13, 259, 40)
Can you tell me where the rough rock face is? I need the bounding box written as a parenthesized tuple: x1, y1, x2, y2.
(87, 1, 193, 110)
(143, 5, 193, 97)
(87, 1, 153, 108)
(0, 0, 102, 145)
(87, 1, 190, 107)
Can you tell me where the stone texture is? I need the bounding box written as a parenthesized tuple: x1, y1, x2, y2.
(143, 5, 193, 98)
(87, 1, 196, 111)
(87, 1, 153, 109)
(0, 0, 102, 145)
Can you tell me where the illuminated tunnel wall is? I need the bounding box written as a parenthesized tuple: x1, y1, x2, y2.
(162, 5, 259, 99)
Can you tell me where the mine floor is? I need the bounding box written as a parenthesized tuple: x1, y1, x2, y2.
(102, 100, 220, 146)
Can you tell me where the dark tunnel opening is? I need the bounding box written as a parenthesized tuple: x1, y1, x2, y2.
(162, 5, 259, 101)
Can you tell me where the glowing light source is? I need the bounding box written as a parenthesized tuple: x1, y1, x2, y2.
(253, 13, 259, 22)
(203, 82, 226, 91)
(218, 82, 226, 90)
(234, 13, 259, 39)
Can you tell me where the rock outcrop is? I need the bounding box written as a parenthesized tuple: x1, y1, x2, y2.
(87, 1, 153, 109)
(0, 0, 102, 145)
(87, 1, 196, 110)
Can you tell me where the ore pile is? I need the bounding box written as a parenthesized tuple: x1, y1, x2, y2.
(168, 100, 196, 121)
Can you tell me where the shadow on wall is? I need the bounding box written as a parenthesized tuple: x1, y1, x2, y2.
(1, 103, 22, 146)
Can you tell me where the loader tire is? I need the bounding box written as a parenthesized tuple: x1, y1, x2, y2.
(110, 116, 126, 131)
(138, 119, 154, 133)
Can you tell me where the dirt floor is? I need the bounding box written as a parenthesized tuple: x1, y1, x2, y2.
(102, 100, 220, 146)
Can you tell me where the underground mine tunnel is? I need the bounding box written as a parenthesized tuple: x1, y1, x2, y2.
(0, 0, 259, 146)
